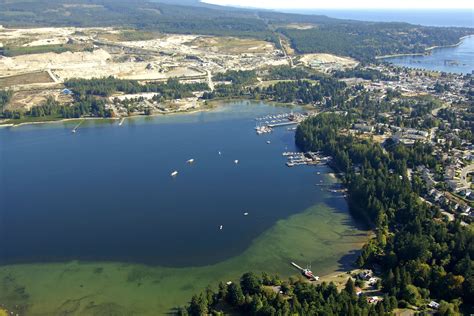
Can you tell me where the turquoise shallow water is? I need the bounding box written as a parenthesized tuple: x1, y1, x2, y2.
(0, 102, 368, 314)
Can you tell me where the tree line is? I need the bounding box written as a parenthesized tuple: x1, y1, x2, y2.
(295, 113, 472, 311)
(65, 77, 208, 100)
(203, 77, 347, 107)
(333, 67, 399, 82)
(180, 272, 398, 316)
(0, 77, 210, 121)
(280, 24, 471, 62)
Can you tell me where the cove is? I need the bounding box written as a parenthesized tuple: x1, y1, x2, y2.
(0, 101, 368, 314)
(382, 35, 474, 74)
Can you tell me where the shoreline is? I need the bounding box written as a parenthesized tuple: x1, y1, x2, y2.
(376, 34, 473, 59)
(0, 202, 367, 314)
(0, 98, 300, 129)
(0, 104, 218, 129)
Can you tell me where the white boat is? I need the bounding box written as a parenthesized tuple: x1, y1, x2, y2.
(219, 225, 223, 230)
(187, 159, 195, 164)
(171, 171, 178, 177)
(243, 212, 249, 216)
(266, 140, 271, 144)
(234, 160, 239, 164)
(218, 151, 222, 155)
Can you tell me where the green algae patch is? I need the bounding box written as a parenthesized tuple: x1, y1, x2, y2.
(0, 202, 367, 315)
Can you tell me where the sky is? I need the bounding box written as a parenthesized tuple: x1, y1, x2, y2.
(201, 0, 474, 9)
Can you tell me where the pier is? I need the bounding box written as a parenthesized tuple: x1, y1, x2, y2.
(268, 121, 298, 128)
(71, 120, 84, 133)
(283, 151, 332, 167)
(254, 112, 306, 133)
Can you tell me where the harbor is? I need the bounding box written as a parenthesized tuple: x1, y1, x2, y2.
(254, 111, 310, 135)
(283, 151, 332, 167)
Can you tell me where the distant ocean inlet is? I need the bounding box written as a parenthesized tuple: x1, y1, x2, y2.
(281, 9, 473, 74)
(382, 35, 474, 74)
(279, 9, 474, 28)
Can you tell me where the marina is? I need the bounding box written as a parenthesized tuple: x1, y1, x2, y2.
(254, 112, 309, 135)
(283, 151, 332, 167)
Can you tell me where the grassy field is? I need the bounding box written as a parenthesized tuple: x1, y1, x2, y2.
(0, 72, 54, 89)
(0, 200, 368, 315)
(1, 43, 92, 57)
(99, 29, 161, 42)
(186, 36, 274, 54)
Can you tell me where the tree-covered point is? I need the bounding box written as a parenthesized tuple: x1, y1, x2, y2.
(180, 272, 397, 316)
(295, 113, 473, 309)
(65, 77, 209, 100)
(213, 70, 257, 85)
(280, 24, 472, 62)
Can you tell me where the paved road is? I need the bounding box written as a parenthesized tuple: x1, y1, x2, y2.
(207, 70, 214, 91)
(460, 164, 474, 188)
(431, 103, 450, 117)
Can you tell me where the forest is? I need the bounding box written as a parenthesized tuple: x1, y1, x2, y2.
(294, 113, 472, 311)
(0, 78, 208, 121)
(179, 272, 400, 315)
(280, 24, 472, 62)
(64, 77, 208, 99)
(1, 96, 112, 120)
(332, 67, 399, 81)
(204, 76, 347, 107)
(213, 70, 257, 85)
(264, 66, 311, 81)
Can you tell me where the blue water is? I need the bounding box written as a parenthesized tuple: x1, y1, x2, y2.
(0, 102, 334, 267)
(383, 35, 474, 74)
(281, 9, 474, 27)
